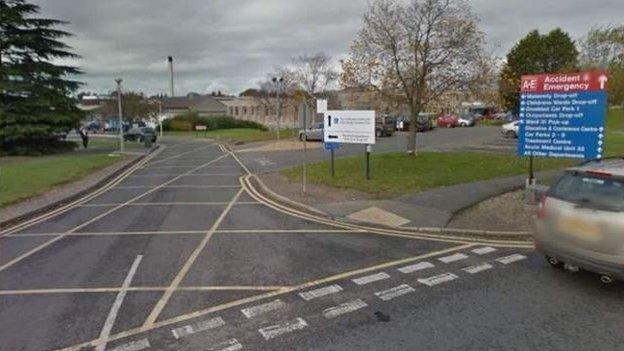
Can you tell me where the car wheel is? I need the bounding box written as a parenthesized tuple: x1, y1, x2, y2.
(299, 134, 304, 141)
(505, 130, 516, 138)
(376, 130, 382, 137)
(545, 256, 563, 268)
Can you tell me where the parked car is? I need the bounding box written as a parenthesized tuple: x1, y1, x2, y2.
(533, 159, 624, 283)
(501, 120, 519, 138)
(124, 126, 157, 142)
(416, 114, 435, 132)
(376, 116, 395, 137)
(437, 115, 459, 128)
(458, 115, 475, 127)
(298, 123, 323, 141)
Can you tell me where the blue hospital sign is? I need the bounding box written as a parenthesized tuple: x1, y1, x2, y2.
(518, 71, 608, 159)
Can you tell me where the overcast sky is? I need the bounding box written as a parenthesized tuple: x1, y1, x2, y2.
(33, 0, 624, 96)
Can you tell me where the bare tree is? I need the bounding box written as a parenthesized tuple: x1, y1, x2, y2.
(292, 52, 339, 104)
(256, 67, 298, 134)
(344, 0, 486, 154)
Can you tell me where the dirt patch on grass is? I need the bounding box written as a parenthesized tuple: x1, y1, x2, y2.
(237, 139, 322, 153)
(447, 190, 537, 232)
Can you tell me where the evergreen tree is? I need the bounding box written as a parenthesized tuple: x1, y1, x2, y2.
(499, 29, 578, 113)
(0, 0, 83, 155)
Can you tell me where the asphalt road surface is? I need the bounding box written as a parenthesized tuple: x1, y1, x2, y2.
(0, 139, 621, 351)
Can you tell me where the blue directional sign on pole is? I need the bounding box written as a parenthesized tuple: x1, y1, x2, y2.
(324, 142, 340, 151)
(518, 70, 608, 160)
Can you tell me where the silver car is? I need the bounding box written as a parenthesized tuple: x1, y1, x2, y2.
(533, 159, 624, 283)
(298, 123, 324, 141)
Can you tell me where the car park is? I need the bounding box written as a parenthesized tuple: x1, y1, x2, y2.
(533, 159, 624, 283)
(124, 126, 157, 142)
(299, 122, 324, 141)
(458, 115, 475, 127)
(437, 114, 459, 128)
(375, 115, 395, 137)
(501, 120, 519, 138)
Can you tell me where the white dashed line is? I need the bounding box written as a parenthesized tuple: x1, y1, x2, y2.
(352, 272, 390, 285)
(418, 273, 459, 286)
(323, 299, 368, 319)
(471, 246, 497, 255)
(462, 263, 493, 274)
(496, 254, 527, 264)
(206, 338, 243, 351)
(241, 299, 286, 318)
(299, 284, 343, 301)
(258, 317, 308, 340)
(437, 253, 469, 263)
(375, 284, 415, 301)
(397, 261, 434, 274)
(171, 316, 225, 339)
(108, 338, 150, 351)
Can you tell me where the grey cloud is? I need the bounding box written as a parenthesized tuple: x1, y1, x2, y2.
(32, 0, 624, 95)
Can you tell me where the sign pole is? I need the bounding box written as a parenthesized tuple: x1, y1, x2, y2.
(365, 144, 371, 180)
(330, 148, 335, 177)
(302, 102, 307, 195)
(529, 154, 534, 185)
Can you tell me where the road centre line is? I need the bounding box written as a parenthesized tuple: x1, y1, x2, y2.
(375, 284, 415, 301)
(323, 299, 368, 319)
(299, 284, 343, 301)
(171, 316, 225, 339)
(57, 244, 474, 351)
(352, 272, 390, 285)
(95, 255, 143, 351)
(205, 338, 243, 351)
(241, 299, 286, 318)
(128, 173, 242, 177)
(142, 187, 245, 327)
(0, 285, 289, 296)
(437, 253, 469, 263)
(397, 261, 435, 274)
(108, 338, 150, 351)
(0, 153, 230, 272)
(258, 317, 308, 341)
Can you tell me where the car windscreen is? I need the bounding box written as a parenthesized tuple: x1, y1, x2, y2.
(548, 171, 624, 212)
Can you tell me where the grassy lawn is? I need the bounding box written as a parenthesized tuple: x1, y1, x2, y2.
(605, 108, 624, 157)
(165, 128, 297, 143)
(0, 153, 125, 207)
(282, 152, 574, 197)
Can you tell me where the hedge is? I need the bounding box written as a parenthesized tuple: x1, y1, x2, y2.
(162, 111, 267, 131)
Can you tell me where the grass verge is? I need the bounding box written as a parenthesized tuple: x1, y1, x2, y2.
(0, 153, 126, 207)
(282, 151, 574, 198)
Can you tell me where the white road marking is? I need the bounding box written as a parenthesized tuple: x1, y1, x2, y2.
(108, 338, 150, 351)
(375, 284, 415, 301)
(397, 261, 434, 274)
(496, 253, 527, 264)
(352, 272, 390, 285)
(95, 255, 143, 351)
(437, 253, 469, 263)
(471, 246, 497, 255)
(418, 272, 458, 287)
(462, 263, 493, 274)
(241, 299, 286, 318)
(206, 338, 243, 351)
(323, 299, 368, 319)
(299, 284, 343, 301)
(171, 316, 225, 339)
(258, 317, 308, 340)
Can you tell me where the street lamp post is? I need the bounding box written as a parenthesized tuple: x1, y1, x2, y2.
(115, 78, 124, 153)
(272, 77, 283, 141)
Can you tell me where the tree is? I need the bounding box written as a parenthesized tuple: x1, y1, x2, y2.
(101, 92, 157, 122)
(256, 67, 299, 134)
(499, 29, 578, 113)
(344, 0, 486, 154)
(0, 0, 83, 154)
(292, 52, 338, 103)
(580, 25, 624, 106)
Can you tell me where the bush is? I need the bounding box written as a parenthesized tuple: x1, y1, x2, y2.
(1, 138, 77, 156)
(162, 111, 267, 131)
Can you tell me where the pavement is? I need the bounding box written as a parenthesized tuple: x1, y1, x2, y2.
(1, 138, 622, 351)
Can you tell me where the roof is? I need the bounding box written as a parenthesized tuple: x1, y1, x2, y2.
(569, 158, 624, 177)
(160, 95, 226, 113)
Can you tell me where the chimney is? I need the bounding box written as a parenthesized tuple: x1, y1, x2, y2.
(168, 56, 174, 97)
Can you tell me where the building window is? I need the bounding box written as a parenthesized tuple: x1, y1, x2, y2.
(234, 106, 239, 115)
(229, 107, 233, 115)
(242, 106, 247, 115)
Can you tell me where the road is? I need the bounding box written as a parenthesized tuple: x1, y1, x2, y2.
(0, 139, 621, 351)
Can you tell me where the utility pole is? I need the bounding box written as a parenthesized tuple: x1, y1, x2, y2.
(272, 77, 283, 140)
(115, 78, 124, 153)
(168, 56, 174, 97)
(158, 100, 163, 138)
